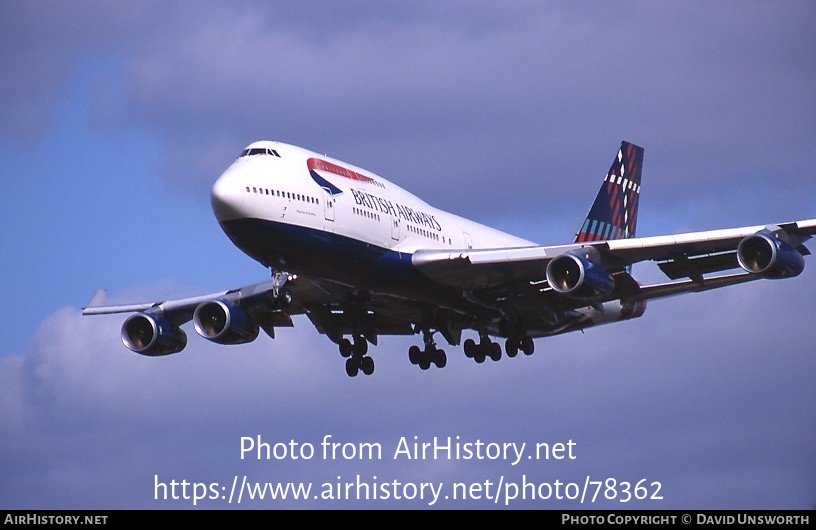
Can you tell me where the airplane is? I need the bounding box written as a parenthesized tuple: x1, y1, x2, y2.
(83, 140, 816, 376)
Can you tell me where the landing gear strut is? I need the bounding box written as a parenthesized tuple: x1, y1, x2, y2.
(339, 335, 374, 377)
(408, 329, 447, 370)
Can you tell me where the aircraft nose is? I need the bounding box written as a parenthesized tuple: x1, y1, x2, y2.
(210, 166, 246, 221)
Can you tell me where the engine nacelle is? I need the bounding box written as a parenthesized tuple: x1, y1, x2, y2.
(122, 313, 187, 356)
(546, 249, 615, 300)
(736, 230, 804, 279)
(193, 300, 259, 345)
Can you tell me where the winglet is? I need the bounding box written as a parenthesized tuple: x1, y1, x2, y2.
(84, 289, 108, 310)
(574, 141, 644, 243)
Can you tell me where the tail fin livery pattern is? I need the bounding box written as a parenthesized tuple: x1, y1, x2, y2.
(575, 141, 644, 243)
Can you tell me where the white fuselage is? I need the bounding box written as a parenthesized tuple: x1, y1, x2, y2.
(211, 141, 535, 266)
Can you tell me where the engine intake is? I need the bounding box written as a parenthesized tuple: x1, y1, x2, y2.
(736, 230, 804, 279)
(546, 249, 614, 300)
(122, 313, 187, 356)
(193, 300, 259, 345)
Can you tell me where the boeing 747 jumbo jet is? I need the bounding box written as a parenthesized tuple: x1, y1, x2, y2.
(84, 141, 816, 376)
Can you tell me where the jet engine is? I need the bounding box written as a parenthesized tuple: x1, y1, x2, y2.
(193, 300, 259, 345)
(546, 248, 614, 300)
(121, 313, 187, 356)
(736, 230, 805, 279)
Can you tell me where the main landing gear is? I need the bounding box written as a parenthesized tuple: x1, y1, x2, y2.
(504, 336, 535, 358)
(408, 330, 447, 370)
(339, 335, 374, 377)
(463, 335, 534, 363)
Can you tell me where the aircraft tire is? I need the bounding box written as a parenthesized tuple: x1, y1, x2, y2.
(408, 345, 421, 365)
(490, 342, 502, 362)
(463, 338, 476, 358)
(339, 338, 353, 358)
(361, 356, 374, 375)
(434, 349, 447, 368)
(345, 357, 359, 377)
(521, 337, 534, 356)
(505, 338, 519, 358)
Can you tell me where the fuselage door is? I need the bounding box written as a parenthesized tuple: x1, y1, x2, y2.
(463, 231, 473, 249)
(322, 188, 335, 222)
(391, 217, 400, 241)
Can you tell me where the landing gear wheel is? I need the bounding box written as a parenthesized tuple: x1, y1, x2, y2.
(345, 357, 359, 377)
(433, 349, 447, 368)
(520, 337, 535, 356)
(505, 338, 519, 358)
(339, 338, 353, 358)
(490, 342, 502, 362)
(361, 356, 374, 375)
(463, 338, 476, 358)
(408, 345, 421, 365)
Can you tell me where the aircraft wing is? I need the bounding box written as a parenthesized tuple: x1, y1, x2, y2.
(83, 218, 815, 361)
(412, 218, 816, 301)
(82, 271, 419, 356)
(83, 277, 301, 333)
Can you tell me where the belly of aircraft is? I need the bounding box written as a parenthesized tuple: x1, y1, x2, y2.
(218, 217, 442, 298)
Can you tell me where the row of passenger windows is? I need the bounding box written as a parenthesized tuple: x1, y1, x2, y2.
(245, 185, 454, 246)
(408, 224, 449, 243)
(246, 186, 319, 205)
(353, 207, 381, 222)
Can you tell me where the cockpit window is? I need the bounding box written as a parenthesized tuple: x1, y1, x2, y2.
(239, 147, 281, 158)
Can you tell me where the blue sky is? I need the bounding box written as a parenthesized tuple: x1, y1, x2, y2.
(1, 1, 814, 509)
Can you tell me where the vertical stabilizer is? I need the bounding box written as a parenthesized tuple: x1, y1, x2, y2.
(574, 141, 644, 243)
